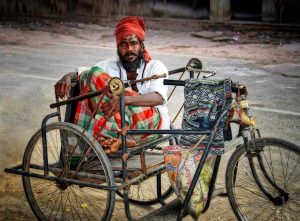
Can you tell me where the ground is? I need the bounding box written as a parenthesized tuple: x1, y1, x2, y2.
(0, 20, 299, 221)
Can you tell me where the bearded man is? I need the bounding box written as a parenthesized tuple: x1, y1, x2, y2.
(55, 16, 170, 153)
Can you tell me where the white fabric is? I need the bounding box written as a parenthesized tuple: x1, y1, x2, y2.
(89, 60, 170, 129)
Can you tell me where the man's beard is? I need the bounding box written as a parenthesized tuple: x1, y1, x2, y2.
(118, 50, 145, 72)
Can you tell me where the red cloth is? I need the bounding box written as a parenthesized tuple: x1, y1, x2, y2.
(115, 16, 151, 62)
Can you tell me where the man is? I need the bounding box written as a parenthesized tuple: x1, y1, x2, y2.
(55, 16, 170, 153)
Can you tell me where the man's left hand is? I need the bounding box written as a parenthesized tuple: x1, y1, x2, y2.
(101, 92, 120, 116)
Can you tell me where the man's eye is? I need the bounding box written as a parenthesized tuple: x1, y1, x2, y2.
(131, 41, 139, 46)
(120, 43, 126, 48)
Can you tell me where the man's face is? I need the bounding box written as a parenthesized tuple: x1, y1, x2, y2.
(117, 34, 144, 72)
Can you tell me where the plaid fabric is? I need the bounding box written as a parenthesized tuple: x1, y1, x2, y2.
(180, 78, 232, 155)
(74, 66, 162, 144)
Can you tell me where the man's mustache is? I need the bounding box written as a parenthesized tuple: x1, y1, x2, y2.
(125, 52, 138, 57)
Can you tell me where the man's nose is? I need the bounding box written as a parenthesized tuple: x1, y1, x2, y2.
(126, 43, 135, 51)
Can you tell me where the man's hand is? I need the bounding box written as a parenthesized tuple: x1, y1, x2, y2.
(101, 92, 120, 116)
(55, 74, 72, 99)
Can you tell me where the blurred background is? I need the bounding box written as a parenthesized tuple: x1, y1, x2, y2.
(1, 0, 300, 27)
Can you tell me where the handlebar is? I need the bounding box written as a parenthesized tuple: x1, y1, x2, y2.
(124, 73, 167, 87)
(50, 74, 168, 109)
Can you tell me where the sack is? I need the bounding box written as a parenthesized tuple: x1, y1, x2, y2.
(164, 145, 215, 219)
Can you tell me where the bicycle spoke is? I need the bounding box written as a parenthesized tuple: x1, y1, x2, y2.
(22, 123, 115, 220)
(227, 139, 300, 221)
(279, 146, 288, 192)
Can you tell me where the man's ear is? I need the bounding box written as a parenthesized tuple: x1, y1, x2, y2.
(140, 42, 144, 51)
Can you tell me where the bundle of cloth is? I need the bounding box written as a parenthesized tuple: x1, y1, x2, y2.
(74, 66, 162, 154)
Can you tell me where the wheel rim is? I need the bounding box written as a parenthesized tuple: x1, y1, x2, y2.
(126, 171, 173, 204)
(22, 124, 114, 221)
(229, 141, 300, 220)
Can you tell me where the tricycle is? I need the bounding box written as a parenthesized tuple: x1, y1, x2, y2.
(5, 58, 300, 221)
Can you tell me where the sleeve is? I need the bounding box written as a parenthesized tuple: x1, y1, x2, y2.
(149, 60, 169, 104)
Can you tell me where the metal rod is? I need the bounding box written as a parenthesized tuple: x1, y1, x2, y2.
(202, 155, 221, 213)
(127, 129, 212, 135)
(164, 79, 185, 86)
(157, 173, 166, 206)
(124, 73, 167, 87)
(169, 67, 186, 75)
(126, 135, 177, 159)
(50, 88, 107, 108)
(118, 164, 166, 190)
(41, 112, 60, 175)
(4, 167, 119, 191)
(26, 163, 124, 183)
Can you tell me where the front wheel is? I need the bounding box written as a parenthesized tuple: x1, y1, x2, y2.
(22, 122, 115, 221)
(226, 138, 300, 221)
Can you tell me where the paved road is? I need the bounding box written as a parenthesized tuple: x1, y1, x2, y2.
(0, 42, 299, 220)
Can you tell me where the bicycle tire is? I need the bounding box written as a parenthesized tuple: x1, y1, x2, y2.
(226, 137, 300, 221)
(117, 171, 174, 205)
(116, 135, 176, 205)
(22, 122, 115, 221)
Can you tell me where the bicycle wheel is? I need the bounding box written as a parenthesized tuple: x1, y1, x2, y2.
(120, 170, 174, 205)
(22, 122, 115, 221)
(226, 137, 300, 221)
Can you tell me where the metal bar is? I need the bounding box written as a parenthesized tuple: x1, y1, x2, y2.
(140, 152, 147, 174)
(55, 93, 62, 122)
(127, 129, 212, 135)
(157, 173, 166, 206)
(169, 67, 186, 75)
(119, 94, 134, 221)
(202, 155, 222, 213)
(41, 112, 60, 175)
(164, 79, 185, 86)
(50, 88, 107, 108)
(189, 70, 194, 78)
(126, 135, 177, 159)
(120, 94, 128, 182)
(4, 167, 119, 191)
(4, 164, 22, 171)
(36, 164, 119, 182)
(124, 73, 167, 87)
(118, 164, 166, 190)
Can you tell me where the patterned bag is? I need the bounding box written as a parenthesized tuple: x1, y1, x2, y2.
(164, 78, 232, 218)
(164, 145, 215, 218)
(180, 78, 232, 155)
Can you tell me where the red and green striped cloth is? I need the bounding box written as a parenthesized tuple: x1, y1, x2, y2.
(74, 66, 162, 144)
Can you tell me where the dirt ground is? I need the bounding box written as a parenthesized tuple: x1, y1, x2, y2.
(0, 20, 299, 221)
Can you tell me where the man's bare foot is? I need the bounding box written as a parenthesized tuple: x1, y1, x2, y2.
(110, 139, 136, 153)
(98, 136, 136, 153)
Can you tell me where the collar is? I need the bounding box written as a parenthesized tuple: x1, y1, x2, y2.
(117, 60, 146, 80)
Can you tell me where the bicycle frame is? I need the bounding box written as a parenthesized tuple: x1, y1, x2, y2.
(7, 58, 285, 220)
(3, 79, 240, 221)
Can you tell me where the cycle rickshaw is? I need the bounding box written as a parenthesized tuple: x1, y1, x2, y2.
(5, 58, 300, 220)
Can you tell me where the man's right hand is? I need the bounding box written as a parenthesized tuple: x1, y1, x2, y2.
(55, 74, 72, 99)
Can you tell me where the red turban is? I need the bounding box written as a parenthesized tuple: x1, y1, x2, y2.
(115, 16, 151, 62)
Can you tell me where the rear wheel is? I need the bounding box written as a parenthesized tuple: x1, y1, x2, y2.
(118, 135, 176, 205)
(226, 138, 300, 220)
(22, 122, 115, 221)
(125, 170, 173, 205)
